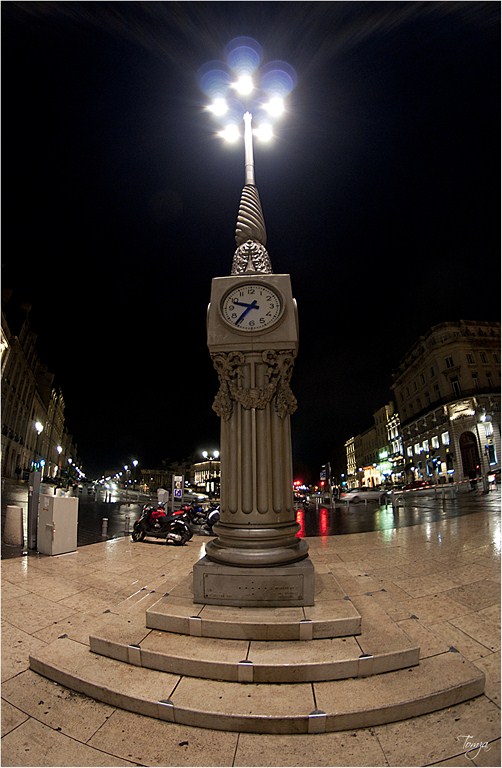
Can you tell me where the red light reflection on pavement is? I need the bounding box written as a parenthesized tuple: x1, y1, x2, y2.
(296, 507, 305, 537)
(319, 507, 328, 538)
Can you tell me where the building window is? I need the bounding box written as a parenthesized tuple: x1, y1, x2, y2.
(480, 352, 487, 363)
(422, 439, 429, 452)
(431, 435, 439, 449)
(430, 365, 435, 378)
(420, 373, 426, 385)
(487, 444, 497, 464)
(451, 378, 461, 397)
(472, 372, 479, 389)
(407, 446, 413, 458)
(414, 443, 421, 455)
(445, 356, 454, 368)
(441, 431, 450, 446)
(486, 373, 493, 388)
(466, 353, 474, 364)
(494, 353, 500, 364)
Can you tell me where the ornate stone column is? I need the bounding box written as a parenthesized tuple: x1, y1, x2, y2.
(192, 171, 314, 605)
(206, 346, 308, 567)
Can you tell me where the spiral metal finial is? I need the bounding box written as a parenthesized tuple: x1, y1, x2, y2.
(235, 185, 267, 247)
(231, 184, 272, 274)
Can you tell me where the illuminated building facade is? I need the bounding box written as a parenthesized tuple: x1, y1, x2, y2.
(1, 299, 77, 480)
(344, 403, 400, 488)
(392, 320, 500, 483)
(193, 458, 221, 498)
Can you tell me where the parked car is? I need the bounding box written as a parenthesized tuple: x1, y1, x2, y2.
(173, 490, 209, 509)
(340, 487, 387, 505)
(402, 480, 433, 491)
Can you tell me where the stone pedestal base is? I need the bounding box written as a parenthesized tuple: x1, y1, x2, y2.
(193, 556, 315, 607)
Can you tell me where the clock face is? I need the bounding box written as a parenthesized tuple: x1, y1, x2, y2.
(221, 283, 283, 332)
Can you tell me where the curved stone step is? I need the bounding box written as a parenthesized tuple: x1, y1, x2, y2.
(145, 572, 362, 640)
(89, 595, 420, 683)
(146, 594, 361, 640)
(29, 638, 485, 734)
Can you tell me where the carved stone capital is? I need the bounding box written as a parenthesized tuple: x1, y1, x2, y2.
(211, 349, 297, 421)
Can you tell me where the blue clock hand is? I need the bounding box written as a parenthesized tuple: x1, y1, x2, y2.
(236, 299, 259, 324)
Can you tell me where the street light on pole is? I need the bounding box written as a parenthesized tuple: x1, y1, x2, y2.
(56, 445, 62, 483)
(202, 38, 295, 187)
(33, 420, 44, 470)
(202, 450, 220, 498)
(200, 42, 296, 283)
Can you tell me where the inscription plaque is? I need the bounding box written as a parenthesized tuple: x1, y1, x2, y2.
(193, 556, 315, 607)
(204, 573, 304, 601)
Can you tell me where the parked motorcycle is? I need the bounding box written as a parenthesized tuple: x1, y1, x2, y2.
(206, 504, 220, 532)
(177, 502, 220, 535)
(131, 503, 191, 546)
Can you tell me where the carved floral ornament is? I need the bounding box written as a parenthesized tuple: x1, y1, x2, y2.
(231, 240, 272, 275)
(211, 349, 298, 421)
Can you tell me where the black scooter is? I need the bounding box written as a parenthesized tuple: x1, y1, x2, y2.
(131, 504, 191, 546)
(206, 504, 220, 532)
(181, 502, 220, 534)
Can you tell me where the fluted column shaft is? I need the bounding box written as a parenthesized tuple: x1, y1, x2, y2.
(205, 351, 308, 567)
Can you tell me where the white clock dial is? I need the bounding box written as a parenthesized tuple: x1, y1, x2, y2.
(221, 283, 283, 332)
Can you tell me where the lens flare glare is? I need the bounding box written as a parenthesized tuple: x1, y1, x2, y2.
(254, 123, 274, 142)
(207, 97, 228, 117)
(219, 124, 240, 143)
(262, 96, 285, 117)
(232, 74, 254, 96)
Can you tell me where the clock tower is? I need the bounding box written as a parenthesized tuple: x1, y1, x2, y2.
(193, 112, 314, 607)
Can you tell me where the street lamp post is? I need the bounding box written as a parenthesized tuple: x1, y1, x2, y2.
(475, 407, 490, 494)
(28, 420, 44, 550)
(67, 458, 73, 490)
(124, 465, 130, 502)
(56, 445, 62, 483)
(33, 420, 44, 471)
(202, 450, 220, 497)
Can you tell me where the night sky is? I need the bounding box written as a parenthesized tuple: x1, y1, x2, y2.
(2, 2, 500, 482)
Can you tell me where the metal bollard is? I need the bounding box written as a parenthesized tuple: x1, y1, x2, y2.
(101, 517, 109, 536)
(392, 493, 402, 509)
(124, 514, 130, 534)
